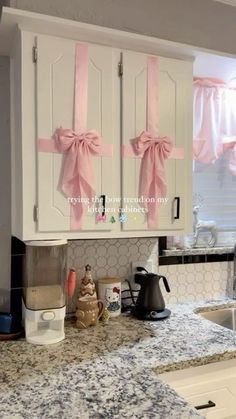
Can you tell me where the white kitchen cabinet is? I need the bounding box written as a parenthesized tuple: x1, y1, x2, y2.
(160, 358, 236, 418)
(8, 10, 193, 240)
(11, 31, 120, 240)
(36, 34, 120, 233)
(122, 50, 192, 232)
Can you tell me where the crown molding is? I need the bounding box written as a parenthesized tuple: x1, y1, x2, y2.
(0, 6, 195, 60)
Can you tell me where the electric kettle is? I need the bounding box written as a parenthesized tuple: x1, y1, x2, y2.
(133, 267, 171, 320)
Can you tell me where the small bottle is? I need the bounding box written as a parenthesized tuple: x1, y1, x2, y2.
(66, 268, 76, 298)
(79, 264, 97, 300)
(101, 307, 110, 323)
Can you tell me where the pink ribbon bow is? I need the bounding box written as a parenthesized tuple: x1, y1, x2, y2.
(53, 127, 103, 229)
(55, 127, 102, 198)
(132, 131, 173, 229)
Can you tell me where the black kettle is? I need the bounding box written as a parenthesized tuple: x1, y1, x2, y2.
(134, 267, 171, 321)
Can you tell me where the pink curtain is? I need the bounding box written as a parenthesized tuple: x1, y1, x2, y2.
(193, 77, 236, 174)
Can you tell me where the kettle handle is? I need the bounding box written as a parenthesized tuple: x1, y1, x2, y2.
(161, 276, 170, 293)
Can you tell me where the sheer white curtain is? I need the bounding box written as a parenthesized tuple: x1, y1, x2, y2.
(193, 77, 236, 172)
(193, 77, 236, 236)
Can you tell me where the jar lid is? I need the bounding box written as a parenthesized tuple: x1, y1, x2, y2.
(98, 277, 121, 284)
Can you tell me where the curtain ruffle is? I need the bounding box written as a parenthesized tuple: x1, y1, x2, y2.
(193, 77, 236, 174)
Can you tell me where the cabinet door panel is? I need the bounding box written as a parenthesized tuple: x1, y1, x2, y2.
(122, 51, 192, 232)
(177, 377, 236, 418)
(36, 35, 118, 232)
(161, 360, 236, 419)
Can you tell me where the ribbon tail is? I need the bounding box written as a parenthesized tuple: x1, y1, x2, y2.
(145, 163, 167, 230)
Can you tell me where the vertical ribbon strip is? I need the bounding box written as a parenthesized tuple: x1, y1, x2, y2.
(139, 57, 171, 228)
(37, 44, 112, 230)
(147, 56, 158, 135)
(125, 56, 184, 229)
(74, 43, 88, 133)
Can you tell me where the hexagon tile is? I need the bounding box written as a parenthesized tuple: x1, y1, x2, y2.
(66, 238, 159, 313)
(158, 261, 233, 305)
(66, 238, 233, 314)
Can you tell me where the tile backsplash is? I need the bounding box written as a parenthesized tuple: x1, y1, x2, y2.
(67, 238, 233, 313)
(67, 237, 159, 313)
(9, 237, 234, 315)
(159, 261, 233, 305)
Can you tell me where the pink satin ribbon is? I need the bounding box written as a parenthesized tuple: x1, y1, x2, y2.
(132, 131, 172, 229)
(123, 56, 184, 229)
(37, 44, 112, 230)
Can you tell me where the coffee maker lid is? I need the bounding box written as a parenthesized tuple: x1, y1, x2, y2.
(25, 239, 67, 247)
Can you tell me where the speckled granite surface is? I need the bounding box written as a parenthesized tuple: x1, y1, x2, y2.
(1, 299, 236, 419)
(163, 246, 234, 256)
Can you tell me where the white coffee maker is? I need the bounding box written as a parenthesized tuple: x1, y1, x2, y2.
(22, 240, 67, 345)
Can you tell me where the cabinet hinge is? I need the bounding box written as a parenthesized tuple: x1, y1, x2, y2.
(32, 46, 38, 63)
(33, 205, 38, 222)
(118, 61, 123, 77)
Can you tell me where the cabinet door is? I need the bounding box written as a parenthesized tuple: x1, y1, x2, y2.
(122, 51, 192, 233)
(161, 359, 236, 419)
(176, 377, 236, 418)
(36, 35, 119, 232)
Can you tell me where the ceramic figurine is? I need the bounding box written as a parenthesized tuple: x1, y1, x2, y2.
(105, 287, 121, 312)
(79, 264, 97, 300)
(98, 278, 121, 317)
(193, 205, 217, 247)
(76, 298, 104, 329)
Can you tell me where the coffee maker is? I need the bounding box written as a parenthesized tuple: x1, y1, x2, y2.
(22, 240, 67, 344)
(133, 267, 171, 320)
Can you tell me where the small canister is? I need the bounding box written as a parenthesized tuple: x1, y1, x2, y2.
(97, 277, 121, 317)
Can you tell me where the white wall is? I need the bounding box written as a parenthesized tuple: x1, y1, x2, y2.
(8, 0, 236, 56)
(0, 57, 11, 312)
(194, 53, 236, 82)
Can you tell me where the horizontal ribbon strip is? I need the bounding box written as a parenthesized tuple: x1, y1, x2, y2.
(38, 136, 113, 157)
(122, 143, 184, 160)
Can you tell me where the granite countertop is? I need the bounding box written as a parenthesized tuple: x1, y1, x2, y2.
(163, 246, 234, 256)
(1, 299, 236, 419)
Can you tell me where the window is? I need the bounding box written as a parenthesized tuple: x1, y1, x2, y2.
(166, 53, 236, 250)
(193, 69, 236, 245)
(193, 156, 236, 231)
